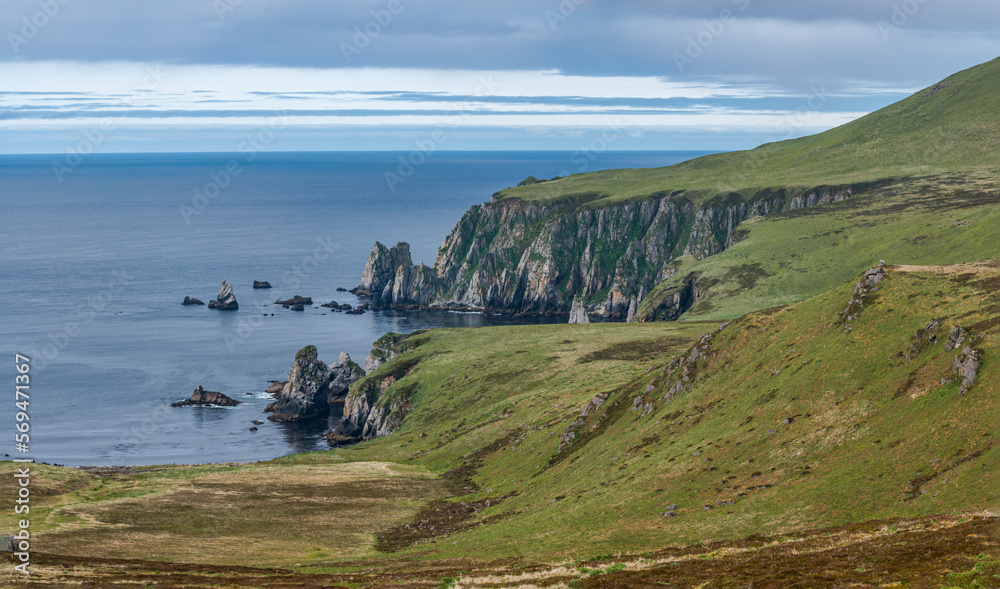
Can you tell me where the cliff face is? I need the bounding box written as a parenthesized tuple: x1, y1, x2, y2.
(327, 334, 422, 445)
(357, 183, 876, 319)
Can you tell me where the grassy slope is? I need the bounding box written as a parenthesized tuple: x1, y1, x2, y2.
(321, 264, 997, 565)
(0, 324, 705, 571)
(2, 267, 996, 586)
(635, 171, 1000, 322)
(494, 57, 1000, 207)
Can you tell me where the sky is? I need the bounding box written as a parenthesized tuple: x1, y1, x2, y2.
(1, 0, 998, 153)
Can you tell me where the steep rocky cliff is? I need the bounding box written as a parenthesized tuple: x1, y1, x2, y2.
(363, 332, 408, 373)
(356, 182, 883, 319)
(326, 331, 433, 445)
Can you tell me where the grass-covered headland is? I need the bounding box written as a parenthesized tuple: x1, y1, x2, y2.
(2, 264, 997, 586)
(3, 57, 999, 587)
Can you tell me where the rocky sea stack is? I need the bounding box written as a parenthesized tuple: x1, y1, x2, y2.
(351, 241, 437, 309)
(182, 296, 204, 306)
(265, 346, 363, 422)
(253, 280, 272, 289)
(171, 385, 240, 407)
(207, 281, 239, 310)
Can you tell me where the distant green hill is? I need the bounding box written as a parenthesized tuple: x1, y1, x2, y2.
(496, 57, 1000, 208)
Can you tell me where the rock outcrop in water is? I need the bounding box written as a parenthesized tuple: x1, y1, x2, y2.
(253, 280, 272, 289)
(172, 385, 240, 407)
(355, 182, 882, 319)
(182, 296, 204, 306)
(265, 346, 363, 422)
(274, 295, 312, 311)
(207, 281, 239, 310)
(351, 241, 438, 309)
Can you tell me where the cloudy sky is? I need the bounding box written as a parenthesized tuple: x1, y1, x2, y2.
(1, 0, 998, 153)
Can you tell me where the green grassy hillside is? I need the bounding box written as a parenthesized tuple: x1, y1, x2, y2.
(2, 264, 996, 586)
(495, 57, 1000, 208)
(323, 263, 998, 562)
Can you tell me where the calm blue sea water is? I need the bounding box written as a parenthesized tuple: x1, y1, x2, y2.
(0, 151, 712, 465)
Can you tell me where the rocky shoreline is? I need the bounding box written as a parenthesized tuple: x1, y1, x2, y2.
(224, 332, 416, 447)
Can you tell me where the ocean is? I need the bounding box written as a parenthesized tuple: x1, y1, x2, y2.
(0, 150, 712, 465)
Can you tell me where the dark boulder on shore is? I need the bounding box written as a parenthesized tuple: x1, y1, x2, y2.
(253, 281, 272, 289)
(207, 281, 239, 310)
(172, 385, 241, 407)
(182, 296, 205, 306)
(275, 295, 312, 308)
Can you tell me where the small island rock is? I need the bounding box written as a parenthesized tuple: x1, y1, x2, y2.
(207, 281, 239, 310)
(172, 385, 241, 407)
(253, 281, 272, 289)
(182, 296, 205, 306)
(275, 295, 312, 308)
